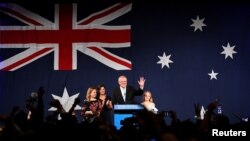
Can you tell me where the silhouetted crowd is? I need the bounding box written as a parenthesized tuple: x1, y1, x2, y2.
(0, 86, 249, 141)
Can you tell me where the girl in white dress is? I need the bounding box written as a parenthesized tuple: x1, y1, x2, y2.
(141, 90, 158, 114)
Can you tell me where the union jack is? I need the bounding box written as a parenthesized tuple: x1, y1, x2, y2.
(0, 3, 132, 71)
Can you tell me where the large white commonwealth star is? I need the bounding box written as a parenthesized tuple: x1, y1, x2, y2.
(208, 69, 219, 80)
(48, 87, 81, 112)
(221, 42, 237, 59)
(157, 52, 173, 69)
(190, 15, 206, 32)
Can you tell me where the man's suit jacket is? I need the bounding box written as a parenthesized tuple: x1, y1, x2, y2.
(112, 85, 143, 104)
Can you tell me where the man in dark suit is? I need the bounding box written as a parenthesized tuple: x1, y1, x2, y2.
(112, 75, 146, 104)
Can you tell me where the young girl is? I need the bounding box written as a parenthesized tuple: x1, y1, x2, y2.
(141, 90, 158, 114)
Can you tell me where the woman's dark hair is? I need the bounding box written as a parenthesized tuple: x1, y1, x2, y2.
(96, 84, 105, 99)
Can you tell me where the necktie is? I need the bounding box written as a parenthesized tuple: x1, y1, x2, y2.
(122, 88, 126, 101)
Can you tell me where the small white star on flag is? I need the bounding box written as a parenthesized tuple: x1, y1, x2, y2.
(221, 42, 237, 59)
(208, 69, 219, 80)
(190, 15, 206, 32)
(157, 52, 173, 69)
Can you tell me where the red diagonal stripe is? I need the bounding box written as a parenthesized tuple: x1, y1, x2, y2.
(2, 48, 53, 71)
(79, 3, 129, 25)
(88, 47, 132, 69)
(0, 5, 43, 25)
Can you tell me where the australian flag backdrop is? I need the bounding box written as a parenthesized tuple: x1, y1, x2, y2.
(0, 0, 250, 124)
